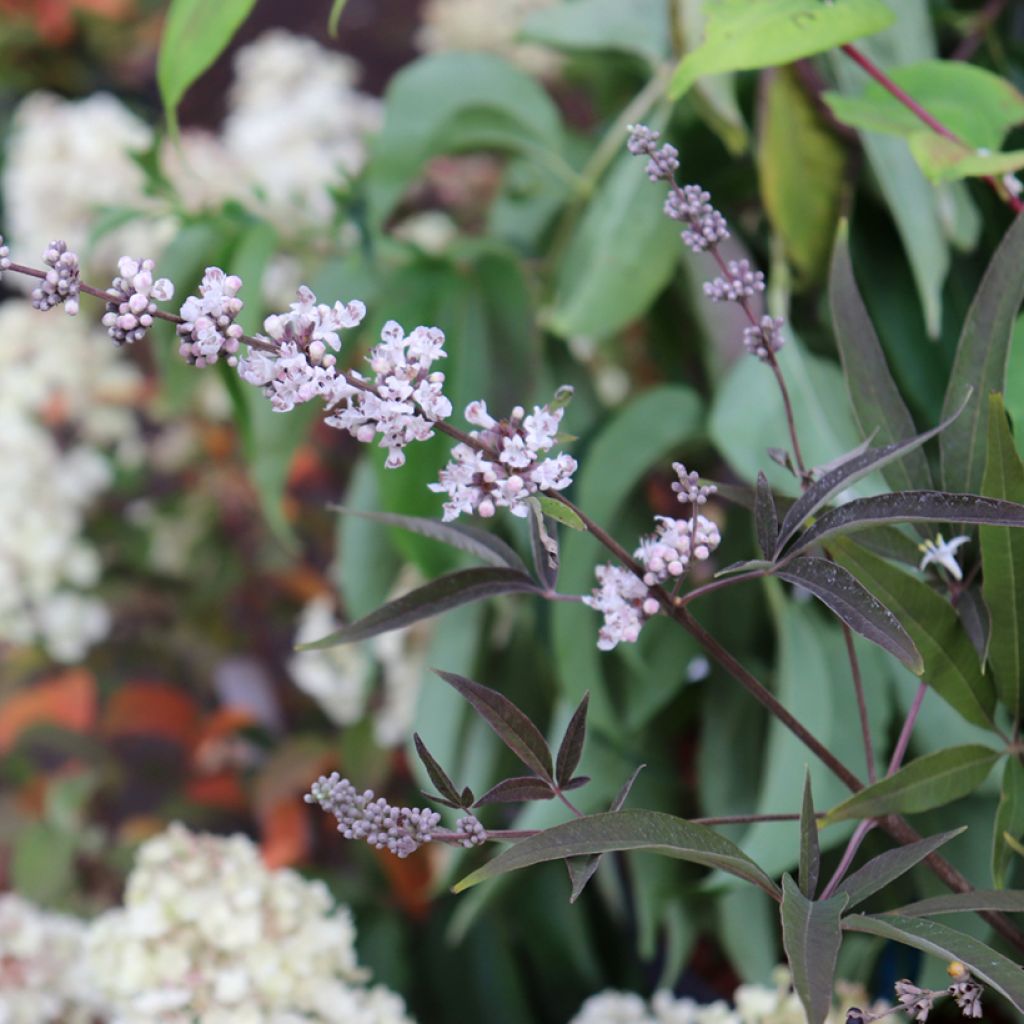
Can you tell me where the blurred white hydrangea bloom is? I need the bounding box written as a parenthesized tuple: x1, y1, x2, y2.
(86, 823, 416, 1024)
(0, 892, 106, 1023)
(0, 301, 144, 660)
(417, 0, 561, 76)
(3, 91, 169, 272)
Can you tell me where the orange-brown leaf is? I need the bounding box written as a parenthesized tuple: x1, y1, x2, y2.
(0, 669, 97, 752)
(102, 682, 200, 749)
(260, 799, 310, 869)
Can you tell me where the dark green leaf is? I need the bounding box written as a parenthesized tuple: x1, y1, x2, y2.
(331, 506, 528, 574)
(835, 828, 966, 909)
(775, 402, 966, 556)
(775, 556, 922, 673)
(831, 538, 997, 728)
(555, 693, 589, 790)
(413, 733, 463, 809)
(843, 913, 1024, 1013)
(829, 223, 932, 493)
(891, 889, 1024, 917)
(799, 771, 820, 898)
(790, 489, 1024, 556)
(436, 670, 554, 783)
(941, 212, 1024, 495)
(454, 809, 781, 899)
(780, 875, 848, 1024)
(297, 568, 540, 648)
(823, 746, 1001, 824)
(669, 0, 893, 99)
(994, 758, 1024, 889)
(527, 503, 559, 592)
(157, 0, 258, 133)
(981, 394, 1024, 721)
(474, 777, 555, 806)
(755, 472, 779, 558)
(11, 821, 77, 904)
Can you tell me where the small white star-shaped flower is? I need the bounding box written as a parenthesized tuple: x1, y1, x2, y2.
(918, 533, 970, 581)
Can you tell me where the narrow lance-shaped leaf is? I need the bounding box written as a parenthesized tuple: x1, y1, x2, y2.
(413, 733, 464, 809)
(843, 914, 1024, 1014)
(775, 556, 923, 673)
(941, 210, 1024, 495)
(527, 502, 559, 591)
(835, 828, 966, 909)
(788, 489, 1024, 556)
(454, 809, 782, 900)
(891, 889, 1024, 918)
(831, 538, 996, 728)
(994, 757, 1024, 889)
(781, 876, 849, 1024)
(555, 693, 589, 790)
(297, 568, 540, 649)
(755, 472, 779, 558)
(774, 397, 968, 557)
(567, 764, 645, 903)
(829, 221, 933, 493)
(798, 770, 820, 898)
(436, 670, 554, 783)
(823, 746, 1002, 825)
(980, 394, 1024, 722)
(332, 505, 529, 574)
(474, 777, 555, 806)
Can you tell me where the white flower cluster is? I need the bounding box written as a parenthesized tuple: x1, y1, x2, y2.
(0, 893, 104, 1024)
(86, 823, 416, 1024)
(569, 970, 882, 1024)
(0, 300, 142, 660)
(429, 398, 577, 521)
(325, 319, 450, 466)
(417, 0, 561, 76)
(177, 267, 246, 367)
(103, 257, 175, 347)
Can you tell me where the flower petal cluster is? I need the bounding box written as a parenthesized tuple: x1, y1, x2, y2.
(31, 239, 81, 315)
(324, 318, 450, 465)
(429, 397, 576, 520)
(103, 256, 175, 346)
(86, 823, 415, 1024)
(583, 564, 653, 652)
(177, 266, 246, 367)
(918, 533, 970, 581)
(0, 234, 10, 278)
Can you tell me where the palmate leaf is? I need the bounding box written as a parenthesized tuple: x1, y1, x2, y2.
(297, 568, 540, 649)
(823, 745, 1002, 825)
(780, 876, 848, 1024)
(787, 489, 1024, 556)
(829, 223, 932, 494)
(454, 809, 782, 900)
(773, 400, 967, 557)
(843, 913, 1024, 1013)
(775, 557, 922, 673)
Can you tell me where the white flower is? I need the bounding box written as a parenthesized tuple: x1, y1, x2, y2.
(918, 533, 970, 581)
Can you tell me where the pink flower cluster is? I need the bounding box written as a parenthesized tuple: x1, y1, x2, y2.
(429, 398, 577, 521)
(103, 257, 175, 346)
(177, 267, 245, 366)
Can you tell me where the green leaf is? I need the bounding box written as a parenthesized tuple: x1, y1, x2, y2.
(668, 0, 893, 99)
(994, 758, 1024, 889)
(843, 913, 1024, 1013)
(436, 670, 554, 783)
(823, 745, 1001, 824)
(368, 53, 563, 225)
(776, 556, 922, 673)
(758, 67, 845, 287)
(823, 60, 1024, 151)
(780, 876, 848, 1024)
(157, 0, 258, 134)
(907, 134, 1024, 184)
(547, 133, 681, 342)
(981, 394, 1024, 722)
(941, 211, 1024, 495)
(454, 809, 782, 899)
(298, 568, 540, 649)
(521, 0, 668, 64)
(829, 223, 932, 492)
(834, 828, 966, 909)
(535, 496, 585, 531)
(892, 889, 1024, 917)
(12, 821, 77, 904)
(790, 489, 1024, 556)
(831, 538, 996, 728)
(327, 0, 348, 36)
(798, 771, 820, 898)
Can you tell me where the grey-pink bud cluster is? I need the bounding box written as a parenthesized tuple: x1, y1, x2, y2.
(31, 240, 80, 315)
(102, 256, 175, 346)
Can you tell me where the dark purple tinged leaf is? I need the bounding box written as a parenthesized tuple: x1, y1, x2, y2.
(555, 692, 589, 789)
